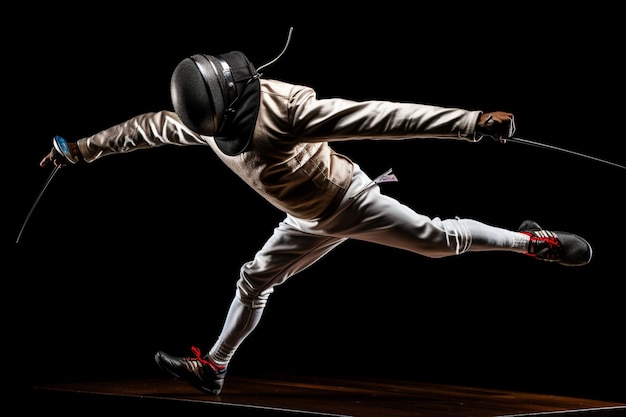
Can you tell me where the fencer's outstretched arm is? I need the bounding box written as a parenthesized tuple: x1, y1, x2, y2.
(39, 111, 208, 167)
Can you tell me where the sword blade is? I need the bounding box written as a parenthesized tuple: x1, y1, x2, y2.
(16, 165, 61, 244)
(506, 136, 626, 171)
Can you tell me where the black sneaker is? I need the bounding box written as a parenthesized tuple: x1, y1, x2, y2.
(154, 347, 227, 395)
(518, 220, 592, 266)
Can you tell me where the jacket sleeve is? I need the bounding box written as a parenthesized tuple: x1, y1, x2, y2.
(285, 83, 482, 143)
(77, 111, 211, 163)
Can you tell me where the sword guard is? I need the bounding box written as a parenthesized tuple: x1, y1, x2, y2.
(52, 135, 81, 165)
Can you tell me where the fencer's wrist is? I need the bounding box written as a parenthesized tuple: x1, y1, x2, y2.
(68, 141, 83, 162)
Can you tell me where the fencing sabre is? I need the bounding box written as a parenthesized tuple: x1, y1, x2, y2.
(479, 113, 625, 170)
(504, 136, 626, 171)
(480, 135, 626, 171)
(15, 165, 61, 244)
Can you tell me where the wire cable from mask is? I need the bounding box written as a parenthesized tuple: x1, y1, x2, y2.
(257, 26, 294, 74)
(224, 26, 294, 121)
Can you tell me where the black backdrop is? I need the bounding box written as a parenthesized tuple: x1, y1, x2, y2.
(6, 5, 625, 403)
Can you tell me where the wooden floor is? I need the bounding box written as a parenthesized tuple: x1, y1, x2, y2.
(19, 374, 626, 417)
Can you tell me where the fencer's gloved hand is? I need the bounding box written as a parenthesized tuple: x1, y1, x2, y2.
(476, 111, 516, 143)
(39, 135, 82, 168)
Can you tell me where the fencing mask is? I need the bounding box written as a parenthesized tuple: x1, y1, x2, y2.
(170, 51, 260, 156)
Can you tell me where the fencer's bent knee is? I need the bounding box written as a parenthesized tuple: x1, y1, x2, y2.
(236, 277, 274, 309)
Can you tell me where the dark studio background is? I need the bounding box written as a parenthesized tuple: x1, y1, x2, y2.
(5, 5, 625, 405)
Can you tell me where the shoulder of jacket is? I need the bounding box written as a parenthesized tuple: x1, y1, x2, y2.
(261, 78, 313, 95)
